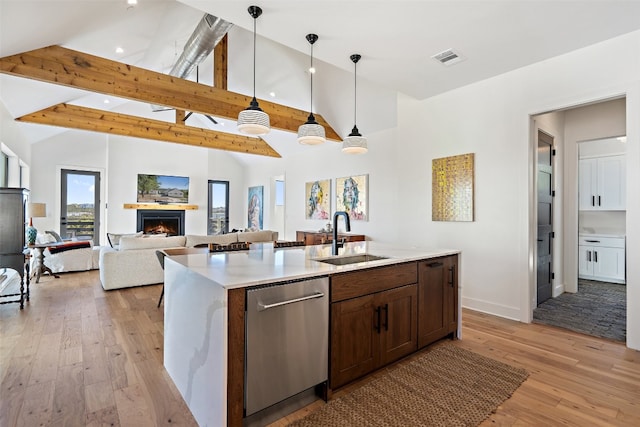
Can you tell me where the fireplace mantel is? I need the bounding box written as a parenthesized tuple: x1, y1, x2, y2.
(124, 203, 198, 210)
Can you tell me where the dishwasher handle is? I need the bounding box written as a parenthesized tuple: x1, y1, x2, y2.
(257, 291, 325, 311)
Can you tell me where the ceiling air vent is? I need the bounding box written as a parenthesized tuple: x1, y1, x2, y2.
(432, 48, 465, 66)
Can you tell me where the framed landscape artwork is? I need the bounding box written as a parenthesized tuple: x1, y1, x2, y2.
(336, 174, 368, 221)
(305, 179, 331, 220)
(432, 153, 475, 222)
(247, 186, 263, 230)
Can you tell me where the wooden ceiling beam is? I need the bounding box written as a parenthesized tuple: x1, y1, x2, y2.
(16, 103, 281, 158)
(0, 45, 342, 141)
(214, 34, 228, 90)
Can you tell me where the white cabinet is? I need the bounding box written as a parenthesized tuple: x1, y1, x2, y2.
(578, 235, 626, 284)
(579, 155, 626, 211)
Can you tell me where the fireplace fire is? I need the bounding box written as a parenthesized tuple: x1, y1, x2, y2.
(137, 210, 185, 236)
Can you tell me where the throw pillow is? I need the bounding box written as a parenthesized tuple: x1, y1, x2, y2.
(107, 231, 143, 248)
(45, 230, 63, 242)
(36, 233, 57, 244)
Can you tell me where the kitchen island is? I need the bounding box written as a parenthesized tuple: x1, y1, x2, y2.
(163, 241, 460, 426)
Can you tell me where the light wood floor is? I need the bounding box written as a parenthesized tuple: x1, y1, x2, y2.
(1, 271, 639, 426)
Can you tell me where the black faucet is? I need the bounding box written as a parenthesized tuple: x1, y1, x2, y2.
(332, 211, 351, 255)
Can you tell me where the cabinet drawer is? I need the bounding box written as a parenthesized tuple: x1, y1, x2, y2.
(579, 236, 625, 248)
(331, 262, 418, 302)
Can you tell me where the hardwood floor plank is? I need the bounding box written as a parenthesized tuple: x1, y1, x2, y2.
(85, 380, 116, 414)
(17, 380, 55, 427)
(51, 362, 85, 426)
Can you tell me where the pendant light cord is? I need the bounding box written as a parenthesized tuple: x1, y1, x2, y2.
(252, 16, 257, 99)
(353, 59, 357, 126)
(310, 42, 314, 114)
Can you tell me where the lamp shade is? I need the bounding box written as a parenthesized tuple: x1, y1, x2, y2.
(298, 114, 326, 145)
(342, 126, 368, 154)
(27, 202, 46, 218)
(237, 98, 270, 135)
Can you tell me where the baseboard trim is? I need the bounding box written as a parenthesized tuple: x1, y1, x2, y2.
(552, 282, 565, 298)
(461, 297, 521, 322)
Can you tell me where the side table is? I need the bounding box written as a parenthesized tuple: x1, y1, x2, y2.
(27, 243, 62, 283)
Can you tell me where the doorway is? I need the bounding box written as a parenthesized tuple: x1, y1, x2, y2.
(60, 169, 100, 242)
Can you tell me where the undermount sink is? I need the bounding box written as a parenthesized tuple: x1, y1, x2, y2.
(314, 254, 389, 266)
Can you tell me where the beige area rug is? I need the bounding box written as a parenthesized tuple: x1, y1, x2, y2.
(288, 344, 528, 427)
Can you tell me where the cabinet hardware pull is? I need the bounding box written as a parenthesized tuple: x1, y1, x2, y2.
(598, 195, 601, 206)
(427, 261, 443, 268)
(537, 239, 543, 242)
(448, 266, 455, 287)
(594, 251, 598, 263)
(374, 306, 381, 333)
(587, 251, 591, 262)
(257, 291, 324, 311)
(585, 239, 600, 243)
(592, 195, 595, 206)
(382, 304, 389, 331)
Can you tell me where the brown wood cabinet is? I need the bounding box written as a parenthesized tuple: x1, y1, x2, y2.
(296, 230, 365, 246)
(417, 255, 458, 348)
(330, 263, 418, 389)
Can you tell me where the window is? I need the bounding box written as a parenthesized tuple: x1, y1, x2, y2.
(208, 180, 229, 235)
(275, 179, 285, 206)
(0, 151, 7, 187)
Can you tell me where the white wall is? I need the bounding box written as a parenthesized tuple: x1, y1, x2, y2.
(394, 30, 640, 349)
(28, 131, 246, 246)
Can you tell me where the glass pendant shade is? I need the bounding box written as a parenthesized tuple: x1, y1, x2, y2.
(298, 33, 326, 145)
(342, 125, 368, 154)
(238, 6, 270, 136)
(298, 113, 326, 145)
(343, 53, 367, 154)
(238, 97, 270, 135)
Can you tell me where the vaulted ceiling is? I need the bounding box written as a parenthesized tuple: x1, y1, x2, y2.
(2, 0, 640, 161)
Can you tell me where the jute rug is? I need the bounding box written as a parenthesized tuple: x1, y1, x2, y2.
(288, 344, 528, 427)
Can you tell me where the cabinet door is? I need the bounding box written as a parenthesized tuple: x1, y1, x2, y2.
(330, 294, 377, 389)
(593, 247, 625, 282)
(597, 156, 625, 210)
(578, 245, 593, 278)
(378, 284, 417, 366)
(578, 159, 597, 211)
(417, 256, 457, 348)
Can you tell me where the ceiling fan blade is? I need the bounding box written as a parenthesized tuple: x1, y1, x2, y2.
(182, 111, 193, 122)
(205, 115, 218, 125)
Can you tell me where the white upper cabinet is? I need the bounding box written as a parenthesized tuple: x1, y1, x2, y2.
(578, 155, 626, 211)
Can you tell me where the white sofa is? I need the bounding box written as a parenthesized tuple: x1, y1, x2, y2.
(99, 230, 278, 290)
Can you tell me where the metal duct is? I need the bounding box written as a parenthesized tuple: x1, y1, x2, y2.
(152, 13, 233, 112)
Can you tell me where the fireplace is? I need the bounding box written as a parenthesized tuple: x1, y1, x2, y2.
(137, 210, 185, 236)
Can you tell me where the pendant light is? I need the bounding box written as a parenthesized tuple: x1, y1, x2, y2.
(237, 5, 270, 135)
(342, 54, 368, 154)
(297, 34, 326, 145)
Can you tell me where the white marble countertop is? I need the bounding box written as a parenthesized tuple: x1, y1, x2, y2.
(165, 241, 459, 290)
(579, 231, 626, 238)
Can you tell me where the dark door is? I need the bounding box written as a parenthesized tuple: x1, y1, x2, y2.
(61, 169, 100, 243)
(537, 131, 554, 304)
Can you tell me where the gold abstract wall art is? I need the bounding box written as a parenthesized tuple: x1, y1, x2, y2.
(432, 153, 474, 222)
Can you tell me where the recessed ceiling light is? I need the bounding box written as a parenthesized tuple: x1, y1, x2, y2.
(104, 99, 110, 104)
(115, 47, 124, 54)
(127, 0, 137, 5)
(269, 92, 276, 98)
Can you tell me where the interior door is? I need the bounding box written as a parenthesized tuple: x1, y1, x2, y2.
(537, 131, 554, 305)
(61, 169, 100, 243)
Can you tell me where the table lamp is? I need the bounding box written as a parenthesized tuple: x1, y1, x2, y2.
(26, 202, 46, 245)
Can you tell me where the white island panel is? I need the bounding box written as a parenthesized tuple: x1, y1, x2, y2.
(164, 258, 228, 427)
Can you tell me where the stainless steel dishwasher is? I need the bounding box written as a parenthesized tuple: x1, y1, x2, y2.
(245, 276, 329, 416)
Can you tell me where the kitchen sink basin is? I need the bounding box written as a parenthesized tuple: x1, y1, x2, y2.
(314, 254, 389, 265)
